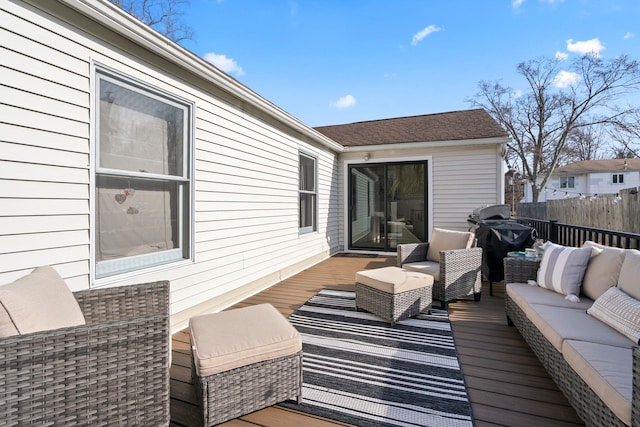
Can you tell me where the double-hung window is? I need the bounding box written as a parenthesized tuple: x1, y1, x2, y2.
(95, 69, 192, 278)
(299, 153, 317, 233)
(560, 176, 575, 189)
(613, 173, 624, 184)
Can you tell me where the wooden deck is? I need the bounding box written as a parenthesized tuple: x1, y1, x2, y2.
(169, 255, 585, 427)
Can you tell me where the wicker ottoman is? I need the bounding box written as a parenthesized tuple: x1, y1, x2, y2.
(189, 303, 303, 426)
(355, 266, 434, 325)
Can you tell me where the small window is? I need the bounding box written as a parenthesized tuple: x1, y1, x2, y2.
(299, 153, 317, 233)
(95, 69, 192, 278)
(560, 176, 575, 189)
(613, 173, 624, 184)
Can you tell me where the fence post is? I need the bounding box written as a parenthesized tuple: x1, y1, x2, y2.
(549, 220, 559, 244)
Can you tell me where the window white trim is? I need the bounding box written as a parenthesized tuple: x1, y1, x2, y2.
(92, 64, 194, 281)
(299, 151, 318, 234)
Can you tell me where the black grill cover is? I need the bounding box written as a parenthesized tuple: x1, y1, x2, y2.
(475, 220, 537, 282)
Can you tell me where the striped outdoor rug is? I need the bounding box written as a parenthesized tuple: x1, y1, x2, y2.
(280, 289, 474, 427)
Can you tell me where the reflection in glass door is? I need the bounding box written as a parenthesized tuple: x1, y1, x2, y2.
(349, 161, 427, 251)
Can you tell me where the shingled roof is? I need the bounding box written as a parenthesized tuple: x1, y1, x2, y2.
(555, 158, 640, 174)
(314, 109, 508, 147)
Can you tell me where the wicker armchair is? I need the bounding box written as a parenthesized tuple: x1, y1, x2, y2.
(398, 233, 482, 307)
(0, 280, 170, 426)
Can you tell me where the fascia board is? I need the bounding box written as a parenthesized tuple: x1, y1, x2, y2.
(341, 136, 512, 152)
(54, 0, 344, 153)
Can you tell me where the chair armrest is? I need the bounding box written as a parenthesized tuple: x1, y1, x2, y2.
(439, 247, 483, 278)
(75, 280, 169, 323)
(503, 257, 540, 283)
(0, 281, 170, 425)
(397, 242, 430, 266)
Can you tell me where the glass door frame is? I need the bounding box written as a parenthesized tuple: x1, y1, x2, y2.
(344, 155, 432, 253)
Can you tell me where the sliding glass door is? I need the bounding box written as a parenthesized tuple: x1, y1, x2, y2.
(349, 161, 427, 251)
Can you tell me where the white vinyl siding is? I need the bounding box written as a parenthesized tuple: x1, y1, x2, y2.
(1, 1, 340, 330)
(338, 144, 502, 249)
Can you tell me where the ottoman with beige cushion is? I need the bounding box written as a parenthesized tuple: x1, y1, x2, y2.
(189, 303, 302, 426)
(355, 266, 434, 325)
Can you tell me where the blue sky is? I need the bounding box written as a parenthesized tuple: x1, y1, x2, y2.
(180, 0, 640, 127)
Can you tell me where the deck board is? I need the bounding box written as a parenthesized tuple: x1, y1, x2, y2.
(170, 255, 585, 426)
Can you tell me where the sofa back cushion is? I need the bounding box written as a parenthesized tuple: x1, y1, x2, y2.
(581, 241, 626, 300)
(426, 228, 475, 262)
(618, 249, 640, 300)
(0, 266, 86, 337)
(537, 242, 595, 297)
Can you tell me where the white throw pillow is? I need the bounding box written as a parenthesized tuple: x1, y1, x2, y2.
(588, 287, 640, 344)
(536, 242, 596, 298)
(0, 266, 86, 337)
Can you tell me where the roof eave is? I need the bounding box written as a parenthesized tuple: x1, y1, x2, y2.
(341, 136, 511, 152)
(56, 0, 344, 153)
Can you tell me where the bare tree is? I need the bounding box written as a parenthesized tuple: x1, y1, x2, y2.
(110, 0, 193, 43)
(469, 54, 640, 201)
(610, 109, 640, 158)
(563, 123, 607, 163)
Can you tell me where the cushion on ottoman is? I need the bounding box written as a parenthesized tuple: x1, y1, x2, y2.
(356, 266, 434, 293)
(190, 303, 302, 377)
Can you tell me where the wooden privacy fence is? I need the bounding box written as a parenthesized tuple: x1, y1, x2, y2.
(517, 187, 640, 234)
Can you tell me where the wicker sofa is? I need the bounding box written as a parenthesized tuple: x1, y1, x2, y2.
(0, 267, 170, 426)
(397, 228, 482, 307)
(504, 242, 640, 427)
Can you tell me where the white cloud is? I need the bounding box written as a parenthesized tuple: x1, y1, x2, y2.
(555, 51, 569, 61)
(554, 70, 580, 88)
(332, 94, 356, 109)
(411, 25, 442, 46)
(512, 89, 523, 98)
(203, 52, 245, 76)
(624, 32, 634, 40)
(566, 38, 605, 57)
(512, 0, 525, 10)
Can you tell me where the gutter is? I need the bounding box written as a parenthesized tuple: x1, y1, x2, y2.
(341, 136, 512, 152)
(54, 0, 344, 153)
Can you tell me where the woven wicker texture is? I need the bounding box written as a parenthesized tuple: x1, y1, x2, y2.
(397, 243, 482, 305)
(355, 282, 432, 325)
(0, 281, 170, 426)
(506, 291, 639, 427)
(194, 352, 303, 426)
(503, 257, 540, 284)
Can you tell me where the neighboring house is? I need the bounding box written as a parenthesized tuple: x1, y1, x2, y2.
(523, 159, 640, 202)
(0, 0, 509, 332)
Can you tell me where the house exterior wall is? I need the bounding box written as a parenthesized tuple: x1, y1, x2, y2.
(338, 143, 504, 249)
(525, 170, 640, 202)
(0, 1, 341, 332)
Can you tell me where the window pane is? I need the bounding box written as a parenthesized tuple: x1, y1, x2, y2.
(299, 193, 315, 229)
(96, 176, 184, 263)
(299, 155, 315, 191)
(387, 163, 425, 249)
(99, 79, 184, 176)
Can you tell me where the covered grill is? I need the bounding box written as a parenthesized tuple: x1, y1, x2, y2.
(468, 205, 537, 291)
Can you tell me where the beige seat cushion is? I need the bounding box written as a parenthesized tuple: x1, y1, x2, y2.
(0, 266, 85, 337)
(506, 283, 593, 318)
(402, 261, 440, 281)
(618, 249, 640, 300)
(526, 303, 633, 352)
(426, 228, 474, 262)
(356, 266, 434, 294)
(563, 340, 632, 426)
(190, 303, 302, 377)
(582, 241, 626, 300)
